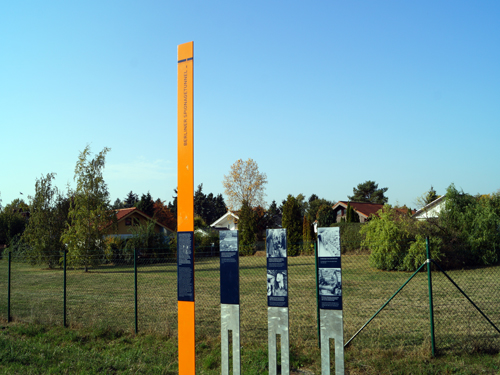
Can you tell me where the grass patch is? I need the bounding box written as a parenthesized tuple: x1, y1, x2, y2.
(0, 322, 499, 374)
(0, 253, 499, 373)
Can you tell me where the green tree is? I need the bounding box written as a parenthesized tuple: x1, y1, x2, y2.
(194, 184, 227, 225)
(302, 214, 315, 254)
(112, 198, 125, 209)
(361, 205, 442, 271)
(137, 192, 154, 217)
(22, 173, 67, 268)
(168, 188, 178, 220)
(238, 200, 257, 255)
(438, 184, 500, 267)
(305, 196, 333, 225)
(282, 195, 302, 256)
(259, 200, 281, 230)
(223, 158, 268, 210)
(316, 204, 336, 227)
(414, 186, 440, 209)
(0, 199, 28, 247)
(62, 146, 111, 271)
(425, 186, 439, 205)
(124, 220, 166, 256)
(124, 191, 139, 208)
(348, 180, 388, 204)
(345, 202, 360, 223)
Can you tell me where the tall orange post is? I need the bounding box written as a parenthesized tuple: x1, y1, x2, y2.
(177, 41, 195, 374)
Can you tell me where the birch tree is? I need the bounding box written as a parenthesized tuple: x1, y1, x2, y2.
(223, 158, 267, 210)
(62, 146, 111, 271)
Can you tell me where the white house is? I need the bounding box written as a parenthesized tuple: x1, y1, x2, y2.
(412, 195, 446, 220)
(210, 211, 239, 230)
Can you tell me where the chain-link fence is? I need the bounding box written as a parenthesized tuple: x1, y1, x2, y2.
(0, 239, 499, 357)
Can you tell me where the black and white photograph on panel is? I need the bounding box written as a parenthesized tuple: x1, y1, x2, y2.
(266, 228, 287, 258)
(220, 230, 238, 252)
(267, 269, 288, 297)
(317, 227, 340, 258)
(319, 268, 342, 296)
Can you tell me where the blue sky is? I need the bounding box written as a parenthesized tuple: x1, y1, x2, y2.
(1, 1, 499, 210)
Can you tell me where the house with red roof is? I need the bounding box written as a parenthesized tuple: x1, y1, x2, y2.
(105, 207, 175, 240)
(331, 201, 385, 223)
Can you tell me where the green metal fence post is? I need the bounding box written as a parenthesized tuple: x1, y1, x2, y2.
(64, 250, 67, 327)
(314, 241, 321, 348)
(134, 248, 138, 334)
(7, 251, 11, 323)
(426, 237, 436, 357)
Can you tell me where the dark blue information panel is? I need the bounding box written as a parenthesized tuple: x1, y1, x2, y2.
(220, 230, 239, 304)
(317, 227, 342, 310)
(266, 229, 288, 307)
(177, 232, 194, 301)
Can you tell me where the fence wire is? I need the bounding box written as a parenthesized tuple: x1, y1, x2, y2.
(0, 239, 499, 357)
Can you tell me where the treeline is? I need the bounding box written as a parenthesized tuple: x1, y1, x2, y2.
(0, 147, 230, 269)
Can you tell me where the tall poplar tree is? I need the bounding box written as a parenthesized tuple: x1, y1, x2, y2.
(238, 200, 257, 255)
(282, 194, 302, 256)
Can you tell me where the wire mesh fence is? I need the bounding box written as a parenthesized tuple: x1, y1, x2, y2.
(0, 238, 499, 357)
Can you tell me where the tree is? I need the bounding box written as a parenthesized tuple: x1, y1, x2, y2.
(223, 158, 268, 210)
(305, 196, 334, 225)
(238, 200, 258, 255)
(0, 202, 27, 247)
(438, 184, 500, 267)
(61, 146, 111, 271)
(168, 188, 178, 220)
(345, 202, 360, 223)
(137, 192, 154, 217)
(360, 205, 441, 271)
(22, 173, 67, 268)
(193, 184, 227, 225)
(153, 199, 176, 231)
(3, 198, 29, 214)
(124, 220, 165, 256)
(414, 186, 440, 209)
(112, 198, 125, 209)
(282, 195, 302, 256)
(425, 186, 439, 205)
(302, 214, 315, 254)
(316, 204, 337, 227)
(348, 180, 388, 204)
(260, 200, 282, 230)
(124, 191, 139, 208)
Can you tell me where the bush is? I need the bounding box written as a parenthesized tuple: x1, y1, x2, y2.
(331, 222, 366, 253)
(195, 229, 220, 256)
(437, 185, 500, 268)
(361, 205, 443, 271)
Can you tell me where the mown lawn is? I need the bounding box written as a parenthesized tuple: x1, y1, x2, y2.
(0, 253, 499, 373)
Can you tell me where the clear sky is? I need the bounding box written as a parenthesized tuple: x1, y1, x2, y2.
(1, 1, 499, 211)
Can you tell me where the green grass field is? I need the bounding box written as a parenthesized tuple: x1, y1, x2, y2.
(0, 253, 499, 373)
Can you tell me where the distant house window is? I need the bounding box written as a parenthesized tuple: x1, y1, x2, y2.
(125, 218, 132, 226)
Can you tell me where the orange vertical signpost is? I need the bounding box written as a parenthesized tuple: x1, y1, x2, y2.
(177, 41, 195, 374)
